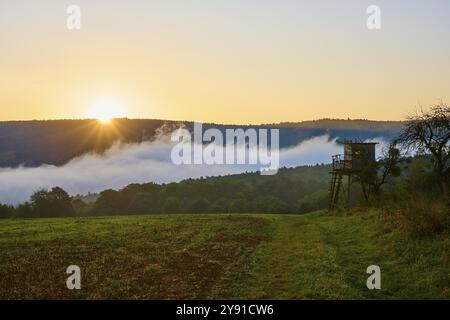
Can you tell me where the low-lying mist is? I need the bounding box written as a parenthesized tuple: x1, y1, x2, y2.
(0, 135, 386, 205)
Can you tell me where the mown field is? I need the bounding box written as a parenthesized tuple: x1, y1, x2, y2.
(0, 211, 449, 299)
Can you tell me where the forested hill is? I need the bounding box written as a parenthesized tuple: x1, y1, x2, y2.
(0, 119, 403, 167)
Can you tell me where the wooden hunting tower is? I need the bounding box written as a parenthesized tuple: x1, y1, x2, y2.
(329, 141, 377, 208)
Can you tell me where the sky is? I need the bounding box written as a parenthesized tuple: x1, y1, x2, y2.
(0, 0, 449, 124)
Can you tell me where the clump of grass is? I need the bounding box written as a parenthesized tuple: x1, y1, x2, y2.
(386, 194, 449, 238)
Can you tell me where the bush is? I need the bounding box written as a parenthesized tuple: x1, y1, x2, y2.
(390, 195, 449, 237)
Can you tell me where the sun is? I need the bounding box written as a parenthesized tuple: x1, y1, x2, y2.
(98, 115, 112, 124)
(86, 98, 125, 124)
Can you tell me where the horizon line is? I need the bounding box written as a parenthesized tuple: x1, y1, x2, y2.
(0, 117, 405, 126)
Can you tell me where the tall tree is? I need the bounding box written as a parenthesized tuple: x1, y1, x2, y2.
(355, 143, 401, 201)
(394, 104, 450, 193)
(30, 187, 75, 217)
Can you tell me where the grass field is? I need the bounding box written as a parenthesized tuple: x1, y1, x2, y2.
(0, 210, 449, 299)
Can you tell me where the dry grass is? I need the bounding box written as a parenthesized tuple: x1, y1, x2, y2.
(385, 195, 449, 238)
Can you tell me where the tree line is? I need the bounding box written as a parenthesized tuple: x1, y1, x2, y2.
(0, 166, 330, 218)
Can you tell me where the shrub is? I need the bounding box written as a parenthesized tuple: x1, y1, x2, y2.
(392, 195, 449, 237)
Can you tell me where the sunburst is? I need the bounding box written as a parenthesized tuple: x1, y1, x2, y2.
(86, 98, 125, 124)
